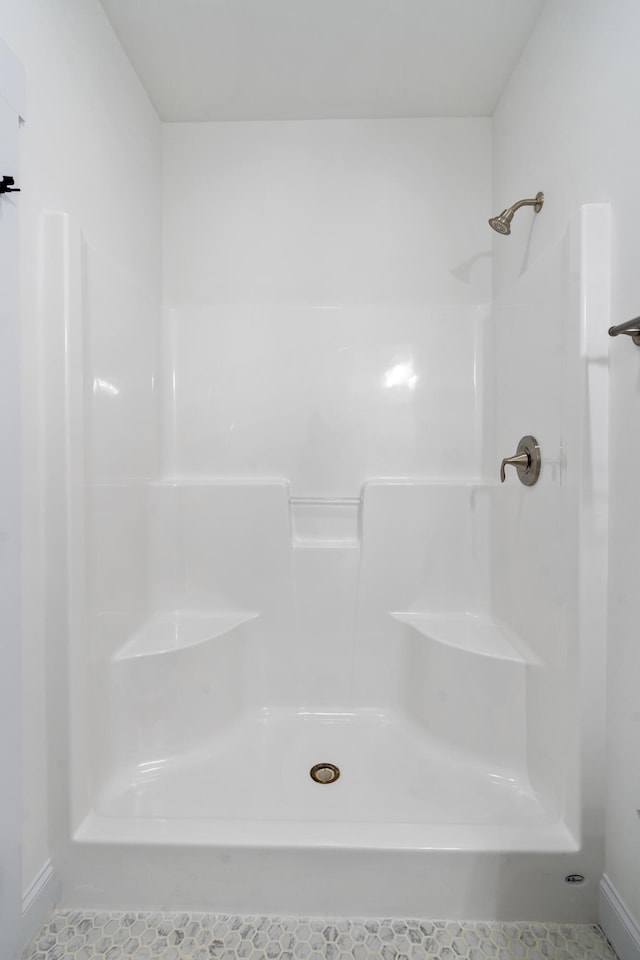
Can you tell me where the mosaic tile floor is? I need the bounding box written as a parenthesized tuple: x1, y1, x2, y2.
(23, 913, 619, 960)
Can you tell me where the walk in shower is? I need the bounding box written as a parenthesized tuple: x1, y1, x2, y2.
(44, 119, 608, 919)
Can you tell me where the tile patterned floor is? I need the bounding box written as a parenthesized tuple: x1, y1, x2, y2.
(23, 912, 619, 960)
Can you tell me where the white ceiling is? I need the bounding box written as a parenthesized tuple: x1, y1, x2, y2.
(98, 0, 545, 122)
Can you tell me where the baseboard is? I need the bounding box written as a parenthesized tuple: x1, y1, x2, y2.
(22, 860, 57, 950)
(600, 874, 640, 960)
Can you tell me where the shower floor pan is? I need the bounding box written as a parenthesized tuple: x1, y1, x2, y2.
(77, 708, 576, 852)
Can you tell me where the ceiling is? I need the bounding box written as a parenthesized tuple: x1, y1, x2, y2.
(98, 0, 545, 122)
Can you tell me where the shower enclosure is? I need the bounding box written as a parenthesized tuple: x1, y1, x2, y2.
(44, 119, 608, 919)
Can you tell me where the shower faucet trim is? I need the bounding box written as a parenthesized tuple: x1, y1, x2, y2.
(500, 435, 541, 486)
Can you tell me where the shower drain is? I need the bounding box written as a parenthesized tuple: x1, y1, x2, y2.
(310, 762, 340, 784)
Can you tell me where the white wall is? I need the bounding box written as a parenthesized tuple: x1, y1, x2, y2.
(163, 119, 491, 307)
(0, 0, 162, 918)
(163, 119, 492, 491)
(493, 0, 640, 933)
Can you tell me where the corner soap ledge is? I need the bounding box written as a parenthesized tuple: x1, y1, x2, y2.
(391, 611, 539, 665)
(112, 610, 259, 662)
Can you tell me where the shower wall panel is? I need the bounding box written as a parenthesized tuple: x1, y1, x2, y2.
(489, 205, 610, 886)
(162, 119, 492, 487)
(82, 240, 164, 765)
(84, 250, 163, 483)
(168, 303, 489, 491)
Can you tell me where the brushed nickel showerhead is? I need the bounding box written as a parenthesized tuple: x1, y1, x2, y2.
(489, 192, 544, 235)
(488, 211, 513, 235)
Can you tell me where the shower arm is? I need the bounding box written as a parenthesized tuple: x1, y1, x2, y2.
(608, 316, 640, 346)
(506, 196, 544, 215)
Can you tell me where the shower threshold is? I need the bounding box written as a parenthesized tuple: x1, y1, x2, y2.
(76, 708, 576, 853)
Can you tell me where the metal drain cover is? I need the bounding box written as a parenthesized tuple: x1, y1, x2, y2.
(310, 762, 340, 784)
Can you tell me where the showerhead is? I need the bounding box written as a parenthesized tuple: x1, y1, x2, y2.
(488, 211, 513, 235)
(489, 192, 544, 235)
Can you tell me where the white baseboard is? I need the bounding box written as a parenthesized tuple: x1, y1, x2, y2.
(600, 874, 640, 960)
(22, 860, 57, 950)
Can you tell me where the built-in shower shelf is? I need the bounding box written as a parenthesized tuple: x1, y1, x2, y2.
(391, 611, 538, 664)
(112, 610, 259, 661)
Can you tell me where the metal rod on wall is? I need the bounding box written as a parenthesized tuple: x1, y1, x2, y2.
(608, 316, 640, 346)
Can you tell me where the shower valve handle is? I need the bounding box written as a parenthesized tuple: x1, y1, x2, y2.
(500, 435, 541, 486)
(500, 452, 529, 483)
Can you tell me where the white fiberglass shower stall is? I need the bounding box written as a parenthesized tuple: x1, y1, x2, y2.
(45, 119, 608, 919)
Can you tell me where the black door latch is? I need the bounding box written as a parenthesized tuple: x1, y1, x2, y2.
(0, 175, 20, 194)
